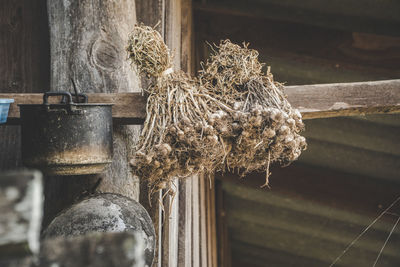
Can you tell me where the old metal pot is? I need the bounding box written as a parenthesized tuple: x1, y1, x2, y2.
(19, 91, 113, 175)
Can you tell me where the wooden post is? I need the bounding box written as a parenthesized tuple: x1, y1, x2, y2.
(135, 1, 214, 266)
(43, 0, 141, 227)
(135, 1, 165, 266)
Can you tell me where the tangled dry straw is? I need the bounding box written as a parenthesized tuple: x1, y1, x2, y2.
(127, 24, 172, 77)
(127, 25, 306, 194)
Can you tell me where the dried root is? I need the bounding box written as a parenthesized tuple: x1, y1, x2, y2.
(129, 70, 229, 193)
(127, 25, 306, 194)
(199, 40, 307, 184)
(199, 40, 263, 99)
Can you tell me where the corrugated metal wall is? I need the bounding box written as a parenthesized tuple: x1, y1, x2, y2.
(194, 1, 400, 265)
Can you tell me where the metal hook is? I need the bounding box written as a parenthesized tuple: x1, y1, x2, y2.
(71, 78, 80, 103)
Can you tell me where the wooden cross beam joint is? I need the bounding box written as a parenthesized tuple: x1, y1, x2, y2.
(1, 79, 399, 125)
(1, 93, 147, 125)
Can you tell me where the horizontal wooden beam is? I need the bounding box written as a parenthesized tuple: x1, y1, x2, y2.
(0, 93, 147, 125)
(1, 79, 399, 125)
(286, 79, 400, 119)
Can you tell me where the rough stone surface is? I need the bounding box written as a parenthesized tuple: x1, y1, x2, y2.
(0, 257, 34, 267)
(40, 232, 145, 267)
(43, 193, 155, 266)
(0, 170, 43, 258)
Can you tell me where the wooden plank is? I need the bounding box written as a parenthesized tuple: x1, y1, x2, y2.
(205, 176, 212, 267)
(136, 0, 165, 34)
(135, 1, 165, 267)
(199, 174, 208, 267)
(209, 176, 218, 267)
(162, 0, 183, 266)
(177, 177, 192, 267)
(181, 0, 194, 75)
(287, 79, 400, 119)
(193, 0, 400, 37)
(0, 1, 50, 94)
(191, 176, 200, 267)
(162, 179, 179, 267)
(216, 179, 231, 267)
(0, 93, 146, 125)
(0, 0, 49, 171)
(204, 174, 218, 267)
(2, 79, 399, 124)
(193, 10, 400, 86)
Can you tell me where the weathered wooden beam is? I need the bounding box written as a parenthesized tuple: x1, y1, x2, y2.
(0, 93, 146, 125)
(286, 79, 400, 119)
(1, 79, 399, 124)
(0, 170, 43, 259)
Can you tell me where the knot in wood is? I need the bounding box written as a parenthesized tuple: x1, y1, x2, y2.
(91, 38, 121, 71)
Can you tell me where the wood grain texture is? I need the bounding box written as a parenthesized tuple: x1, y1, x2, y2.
(0, 0, 50, 171)
(2, 79, 399, 125)
(209, 175, 217, 267)
(135, 0, 164, 34)
(193, 9, 400, 86)
(191, 176, 200, 267)
(181, 0, 194, 75)
(193, 0, 400, 37)
(286, 79, 400, 119)
(216, 179, 231, 267)
(162, 1, 183, 266)
(135, 1, 165, 267)
(1, 92, 146, 125)
(43, 0, 140, 227)
(199, 174, 208, 267)
(177, 177, 192, 267)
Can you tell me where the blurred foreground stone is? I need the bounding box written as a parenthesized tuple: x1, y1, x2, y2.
(40, 232, 145, 267)
(44, 193, 155, 266)
(0, 170, 43, 260)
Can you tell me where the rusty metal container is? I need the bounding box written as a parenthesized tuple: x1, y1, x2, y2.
(19, 92, 113, 175)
